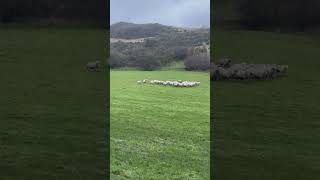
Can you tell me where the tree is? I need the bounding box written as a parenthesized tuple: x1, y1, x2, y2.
(184, 54, 210, 71)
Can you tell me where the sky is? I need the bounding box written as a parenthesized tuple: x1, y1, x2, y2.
(111, 0, 210, 28)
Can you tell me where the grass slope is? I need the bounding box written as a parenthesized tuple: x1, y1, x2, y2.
(111, 70, 210, 179)
(212, 30, 320, 180)
(0, 28, 108, 180)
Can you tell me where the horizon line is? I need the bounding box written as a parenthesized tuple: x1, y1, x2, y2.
(110, 21, 210, 29)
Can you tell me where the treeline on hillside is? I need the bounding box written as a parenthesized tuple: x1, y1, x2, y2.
(110, 22, 210, 45)
(214, 0, 320, 31)
(110, 22, 210, 71)
(0, 0, 107, 27)
(110, 43, 209, 71)
(110, 22, 174, 39)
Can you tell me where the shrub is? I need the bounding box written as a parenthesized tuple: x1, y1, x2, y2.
(109, 52, 129, 68)
(135, 56, 162, 71)
(184, 54, 210, 71)
(173, 47, 188, 60)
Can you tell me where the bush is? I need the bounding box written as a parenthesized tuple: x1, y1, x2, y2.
(109, 47, 165, 70)
(173, 47, 188, 60)
(135, 56, 162, 71)
(109, 52, 129, 68)
(184, 54, 210, 71)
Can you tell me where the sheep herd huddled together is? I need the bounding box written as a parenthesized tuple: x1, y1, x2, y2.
(137, 79, 200, 87)
(211, 58, 289, 81)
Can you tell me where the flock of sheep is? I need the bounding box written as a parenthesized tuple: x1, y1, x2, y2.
(137, 79, 200, 87)
(211, 58, 289, 80)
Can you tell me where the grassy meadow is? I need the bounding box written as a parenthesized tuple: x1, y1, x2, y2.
(111, 70, 210, 179)
(212, 30, 320, 180)
(0, 28, 108, 179)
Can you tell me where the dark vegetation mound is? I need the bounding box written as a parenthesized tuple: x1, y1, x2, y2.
(185, 54, 210, 71)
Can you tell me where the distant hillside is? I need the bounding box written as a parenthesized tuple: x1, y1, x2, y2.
(110, 22, 210, 47)
(110, 22, 210, 71)
(110, 22, 175, 39)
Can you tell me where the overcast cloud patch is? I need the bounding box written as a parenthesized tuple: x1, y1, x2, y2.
(111, 0, 210, 27)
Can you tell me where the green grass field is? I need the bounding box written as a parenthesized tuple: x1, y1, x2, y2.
(212, 30, 320, 180)
(111, 70, 210, 179)
(0, 28, 108, 179)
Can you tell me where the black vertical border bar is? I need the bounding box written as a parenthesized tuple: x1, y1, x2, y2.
(106, 0, 111, 179)
(210, 0, 214, 179)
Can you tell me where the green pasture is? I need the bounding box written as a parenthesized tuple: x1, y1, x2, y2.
(111, 70, 210, 179)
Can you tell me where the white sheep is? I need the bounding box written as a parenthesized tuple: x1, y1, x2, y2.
(137, 79, 200, 88)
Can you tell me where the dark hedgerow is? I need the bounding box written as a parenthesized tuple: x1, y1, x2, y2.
(173, 47, 189, 60)
(184, 54, 210, 71)
(109, 52, 129, 68)
(135, 55, 162, 71)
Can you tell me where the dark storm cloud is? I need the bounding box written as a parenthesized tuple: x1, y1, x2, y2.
(111, 0, 210, 27)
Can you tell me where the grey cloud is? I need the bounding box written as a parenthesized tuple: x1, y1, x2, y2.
(111, 0, 210, 27)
